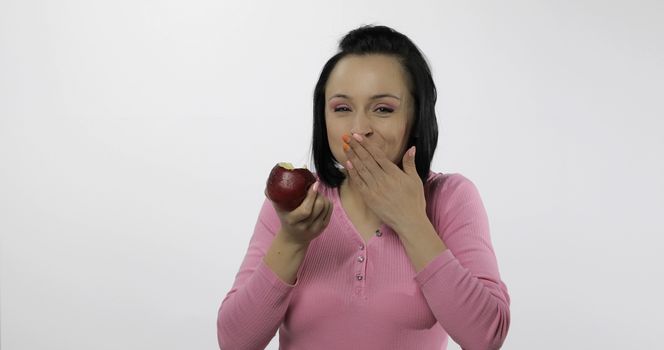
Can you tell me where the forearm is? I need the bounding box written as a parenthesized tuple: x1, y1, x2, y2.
(263, 228, 310, 285)
(395, 215, 447, 273)
(217, 230, 308, 349)
(218, 251, 299, 349)
(398, 217, 509, 349)
(415, 250, 510, 350)
(400, 175, 510, 348)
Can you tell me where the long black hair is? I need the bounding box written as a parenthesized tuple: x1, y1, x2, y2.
(311, 24, 439, 187)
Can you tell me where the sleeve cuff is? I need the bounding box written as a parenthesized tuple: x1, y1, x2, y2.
(414, 248, 457, 286)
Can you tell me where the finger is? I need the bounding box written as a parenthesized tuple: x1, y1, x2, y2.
(307, 195, 327, 225)
(345, 159, 368, 192)
(321, 200, 333, 226)
(349, 133, 383, 177)
(314, 200, 332, 231)
(320, 203, 334, 230)
(294, 181, 319, 222)
(352, 133, 401, 175)
(345, 136, 378, 185)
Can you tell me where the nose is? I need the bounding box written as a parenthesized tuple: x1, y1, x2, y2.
(350, 113, 373, 137)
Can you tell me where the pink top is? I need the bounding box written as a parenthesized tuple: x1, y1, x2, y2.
(217, 171, 510, 349)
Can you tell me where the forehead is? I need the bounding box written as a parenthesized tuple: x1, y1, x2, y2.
(325, 54, 409, 98)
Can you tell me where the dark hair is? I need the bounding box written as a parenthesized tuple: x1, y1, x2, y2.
(310, 24, 438, 187)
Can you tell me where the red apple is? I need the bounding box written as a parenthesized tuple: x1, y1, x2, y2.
(265, 162, 317, 211)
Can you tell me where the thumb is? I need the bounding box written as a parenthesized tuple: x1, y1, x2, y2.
(402, 146, 417, 176)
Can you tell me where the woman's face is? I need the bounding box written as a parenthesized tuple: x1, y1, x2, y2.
(325, 54, 415, 170)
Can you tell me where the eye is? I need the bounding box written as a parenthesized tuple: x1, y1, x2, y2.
(334, 106, 351, 112)
(375, 106, 394, 114)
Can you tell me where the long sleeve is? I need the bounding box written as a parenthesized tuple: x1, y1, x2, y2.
(415, 175, 511, 350)
(217, 198, 299, 350)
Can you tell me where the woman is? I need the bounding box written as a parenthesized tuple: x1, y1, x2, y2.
(217, 24, 510, 350)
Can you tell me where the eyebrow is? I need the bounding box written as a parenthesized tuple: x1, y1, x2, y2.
(328, 93, 401, 102)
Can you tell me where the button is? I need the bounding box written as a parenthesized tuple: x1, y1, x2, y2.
(375, 229, 382, 237)
(357, 256, 365, 262)
(356, 274, 364, 281)
(359, 244, 365, 250)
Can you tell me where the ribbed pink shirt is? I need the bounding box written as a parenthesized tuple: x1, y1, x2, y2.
(217, 171, 510, 349)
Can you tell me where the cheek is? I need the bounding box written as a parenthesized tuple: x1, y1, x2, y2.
(326, 133, 347, 162)
(326, 125, 347, 150)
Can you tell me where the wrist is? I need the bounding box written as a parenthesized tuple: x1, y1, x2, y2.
(393, 212, 431, 237)
(276, 229, 310, 252)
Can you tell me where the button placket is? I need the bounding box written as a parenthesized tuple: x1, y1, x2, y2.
(355, 242, 367, 283)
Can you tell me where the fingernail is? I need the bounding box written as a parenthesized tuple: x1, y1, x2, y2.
(313, 181, 319, 192)
(343, 143, 350, 152)
(352, 133, 363, 142)
(409, 146, 416, 157)
(342, 134, 351, 143)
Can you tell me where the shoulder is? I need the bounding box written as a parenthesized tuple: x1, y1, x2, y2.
(423, 172, 490, 239)
(424, 171, 485, 217)
(425, 171, 479, 199)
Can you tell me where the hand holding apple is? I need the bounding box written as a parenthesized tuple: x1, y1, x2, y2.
(264, 162, 333, 245)
(265, 162, 317, 211)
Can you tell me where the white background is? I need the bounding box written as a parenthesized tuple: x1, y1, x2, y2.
(2, 0, 663, 349)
